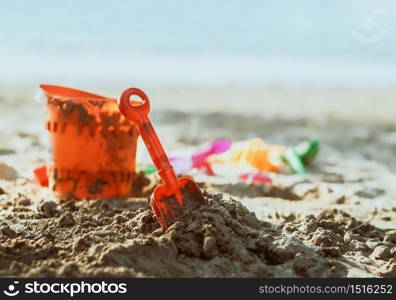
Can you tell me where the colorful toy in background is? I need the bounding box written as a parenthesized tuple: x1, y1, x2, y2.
(239, 172, 272, 185)
(172, 139, 232, 175)
(208, 138, 285, 176)
(209, 138, 320, 176)
(142, 138, 320, 184)
(283, 139, 320, 174)
(142, 139, 231, 175)
(33, 165, 48, 187)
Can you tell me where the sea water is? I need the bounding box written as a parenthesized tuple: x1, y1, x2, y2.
(1, 0, 395, 86)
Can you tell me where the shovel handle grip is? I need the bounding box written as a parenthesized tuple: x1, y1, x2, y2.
(118, 88, 151, 125)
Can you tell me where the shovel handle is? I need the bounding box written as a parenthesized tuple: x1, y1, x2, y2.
(118, 88, 178, 190)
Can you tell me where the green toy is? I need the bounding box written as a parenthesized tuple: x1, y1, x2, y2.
(143, 164, 157, 175)
(283, 139, 320, 174)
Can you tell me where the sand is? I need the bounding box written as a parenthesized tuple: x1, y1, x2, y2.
(0, 182, 394, 278)
(0, 84, 395, 277)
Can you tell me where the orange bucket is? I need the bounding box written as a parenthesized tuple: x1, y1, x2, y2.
(40, 85, 139, 200)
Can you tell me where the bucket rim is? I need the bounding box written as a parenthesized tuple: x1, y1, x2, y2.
(40, 84, 115, 102)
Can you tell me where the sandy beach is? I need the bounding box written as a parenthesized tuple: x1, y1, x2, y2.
(0, 84, 395, 277)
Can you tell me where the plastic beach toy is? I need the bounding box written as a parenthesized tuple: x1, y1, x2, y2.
(33, 165, 49, 187)
(169, 139, 232, 175)
(283, 148, 306, 174)
(191, 139, 231, 175)
(40, 85, 139, 199)
(239, 172, 272, 185)
(143, 140, 231, 176)
(295, 139, 320, 164)
(143, 164, 157, 175)
(208, 138, 284, 174)
(118, 88, 207, 230)
(283, 139, 320, 174)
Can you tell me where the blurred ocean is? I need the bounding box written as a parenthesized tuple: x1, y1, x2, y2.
(1, 0, 395, 86)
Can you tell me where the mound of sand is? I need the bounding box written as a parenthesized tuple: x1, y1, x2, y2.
(0, 180, 394, 277)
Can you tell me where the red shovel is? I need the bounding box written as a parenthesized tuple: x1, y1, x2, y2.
(118, 88, 207, 230)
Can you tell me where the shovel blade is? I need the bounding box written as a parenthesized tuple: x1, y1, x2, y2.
(150, 177, 207, 230)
